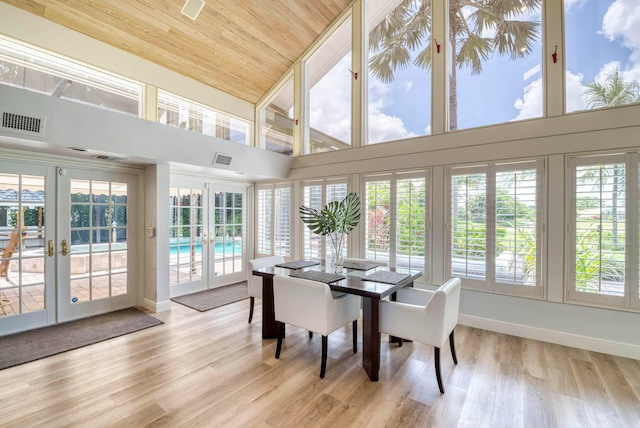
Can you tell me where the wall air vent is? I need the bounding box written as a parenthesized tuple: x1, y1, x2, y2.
(1, 111, 45, 137)
(213, 152, 233, 166)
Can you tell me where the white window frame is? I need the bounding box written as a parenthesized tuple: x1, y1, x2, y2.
(363, 170, 431, 275)
(566, 152, 640, 311)
(256, 182, 292, 258)
(445, 158, 546, 298)
(301, 178, 349, 261)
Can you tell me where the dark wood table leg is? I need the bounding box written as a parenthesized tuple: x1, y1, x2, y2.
(361, 296, 380, 382)
(261, 276, 279, 339)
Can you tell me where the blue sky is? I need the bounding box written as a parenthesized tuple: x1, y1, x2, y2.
(309, 0, 639, 145)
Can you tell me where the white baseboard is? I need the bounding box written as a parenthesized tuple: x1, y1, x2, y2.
(142, 298, 172, 313)
(458, 314, 640, 360)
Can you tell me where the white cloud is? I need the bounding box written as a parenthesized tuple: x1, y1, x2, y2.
(565, 70, 591, 112)
(513, 78, 543, 120)
(602, 0, 640, 62)
(368, 78, 417, 143)
(309, 55, 352, 144)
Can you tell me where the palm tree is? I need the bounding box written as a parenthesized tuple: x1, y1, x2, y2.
(582, 68, 640, 245)
(583, 68, 640, 109)
(369, 0, 542, 130)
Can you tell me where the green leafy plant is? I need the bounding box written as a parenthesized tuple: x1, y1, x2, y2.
(299, 192, 361, 268)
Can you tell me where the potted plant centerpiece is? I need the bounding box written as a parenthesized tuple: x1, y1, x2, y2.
(299, 192, 361, 273)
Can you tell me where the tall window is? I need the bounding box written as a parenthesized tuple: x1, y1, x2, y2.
(367, 0, 432, 144)
(447, 160, 544, 297)
(365, 172, 428, 271)
(157, 90, 251, 145)
(0, 36, 142, 116)
(448, 1, 544, 130)
(306, 16, 352, 153)
(568, 153, 638, 311)
(565, 0, 640, 113)
(259, 75, 294, 155)
(256, 184, 291, 257)
(302, 179, 348, 261)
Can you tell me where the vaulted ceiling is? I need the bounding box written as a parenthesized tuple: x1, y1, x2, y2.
(1, 0, 353, 104)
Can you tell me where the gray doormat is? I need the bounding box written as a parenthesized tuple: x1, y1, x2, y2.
(171, 281, 248, 312)
(0, 307, 163, 370)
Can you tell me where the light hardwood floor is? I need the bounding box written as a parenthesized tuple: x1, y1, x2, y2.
(0, 299, 638, 427)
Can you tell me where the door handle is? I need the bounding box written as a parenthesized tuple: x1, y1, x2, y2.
(48, 240, 54, 257)
(61, 239, 69, 256)
(203, 232, 208, 243)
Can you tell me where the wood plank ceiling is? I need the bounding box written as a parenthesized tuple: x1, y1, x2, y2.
(1, 0, 353, 104)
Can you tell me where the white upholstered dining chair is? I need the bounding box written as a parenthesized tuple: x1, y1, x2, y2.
(380, 277, 461, 393)
(247, 255, 285, 323)
(273, 274, 361, 378)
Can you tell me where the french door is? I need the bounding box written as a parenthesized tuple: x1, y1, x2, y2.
(0, 161, 138, 334)
(57, 168, 138, 322)
(169, 178, 246, 297)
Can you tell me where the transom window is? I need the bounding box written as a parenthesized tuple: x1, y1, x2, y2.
(157, 90, 251, 145)
(0, 36, 142, 116)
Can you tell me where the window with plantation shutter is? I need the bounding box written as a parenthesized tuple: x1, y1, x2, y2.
(302, 179, 348, 262)
(364, 171, 428, 271)
(257, 188, 272, 254)
(256, 184, 291, 257)
(447, 159, 545, 298)
(568, 153, 639, 310)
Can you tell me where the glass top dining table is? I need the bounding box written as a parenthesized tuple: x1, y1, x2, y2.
(252, 262, 423, 382)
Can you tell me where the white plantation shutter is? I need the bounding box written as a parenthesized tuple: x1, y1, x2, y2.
(302, 179, 348, 262)
(447, 159, 545, 297)
(256, 184, 291, 257)
(274, 186, 291, 256)
(495, 164, 539, 287)
(569, 154, 631, 308)
(257, 188, 272, 254)
(396, 174, 426, 270)
(365, 178, 391, 261)
(364, 172, 428, 272)
(450, 170, 487, 281)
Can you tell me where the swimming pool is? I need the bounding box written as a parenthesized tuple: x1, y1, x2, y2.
(169, 240, 242, 256)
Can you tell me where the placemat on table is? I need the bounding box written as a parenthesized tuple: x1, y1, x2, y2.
(289, 270, 345, 283)
(362, 271, 410, 285)
(275, 260, 320, 269)
(342, 261, 379, 271)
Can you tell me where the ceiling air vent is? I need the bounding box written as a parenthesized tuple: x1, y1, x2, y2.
(181, 0, 205, 20)
(213, 152, 233, 166)
(92, 154, 127, 162)
(1, 111, 45, 137)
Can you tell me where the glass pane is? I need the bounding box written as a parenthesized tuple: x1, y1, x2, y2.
(565, 0, 640, 113)
(70, 278, 90, 303)
(0, 173, 47, 316)
(0, 36, 142, 116)
(575, 162, 625, 296)
(307, 17, 352, 153)
(111, 273, 127, 296)
(157, 90, 250, 144)
(451, 172, 487, 279)
(367, 0, 432, 143)
(450, 1, 543, 130)
(495, 168, 537, 285)
(261, 75, 294, 155)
